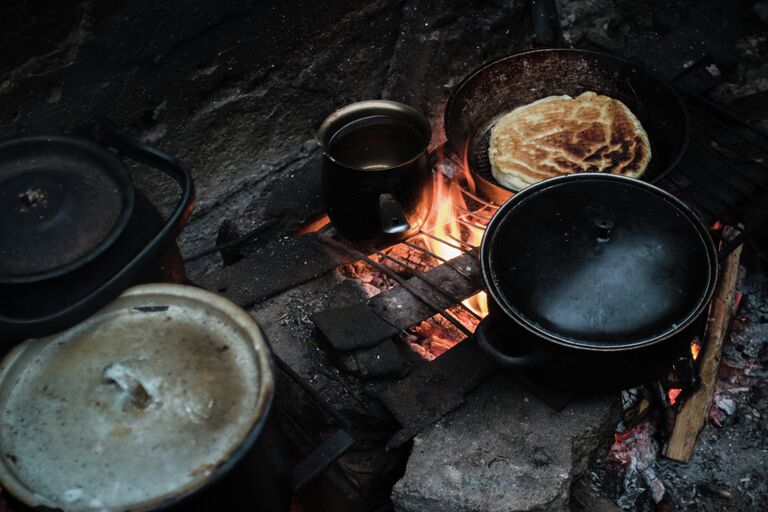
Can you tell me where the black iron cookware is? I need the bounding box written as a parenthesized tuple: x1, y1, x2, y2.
(0, 121, 194, 342)
(318, 100, 433, 244)
(475, 174, 718, 391)
(443, 0, 689, 203)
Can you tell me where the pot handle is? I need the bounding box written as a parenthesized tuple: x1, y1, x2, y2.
(0, 120, 195, 340)
(531, 0, 565, 48)
(91, 119, 195, 238)
(378, 193, 410, 235)
(474, 316, 549, 368)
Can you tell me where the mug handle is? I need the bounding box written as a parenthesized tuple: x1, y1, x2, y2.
(0, 119, 195, 340)
(474, 316, 549, 368)
(378, 193, 410, 235)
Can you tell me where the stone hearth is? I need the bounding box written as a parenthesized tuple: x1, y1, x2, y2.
(2, 1, 768, 511)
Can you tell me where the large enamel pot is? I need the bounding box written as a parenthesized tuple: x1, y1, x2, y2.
(474, 174, 719, 392)
(0, 285, 292, 512)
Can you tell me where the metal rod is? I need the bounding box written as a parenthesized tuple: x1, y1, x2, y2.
(454, 204, 495, 222)
(455, 216, 489, 231)
(686, 91, 768, 143)
(672, 165, 752, 221)
(687, 117, 766, 161)
(682, 150, 763, 201)
(418, 229, 477, 253)
(444, 230, 481, 252)
(687, 134, 768, 192)
(317, 235, 474, 338)
(401, 240, 475, 280)
(371, 249, 482, 321)
(457, 185, 501, 209)
(720, 224, 763, 259)
(710, 230, 727, 242)
(657, 177, 683, 195)
(664, 173, 728, 224)
(691, 129, 768, 173)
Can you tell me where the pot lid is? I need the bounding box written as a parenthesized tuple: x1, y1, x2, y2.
(0, 135, 134, 283)
(481, 174, 717, 350)
(0, 284, 274, 512)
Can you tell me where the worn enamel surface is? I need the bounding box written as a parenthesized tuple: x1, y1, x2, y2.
(0, 284, 273, 511)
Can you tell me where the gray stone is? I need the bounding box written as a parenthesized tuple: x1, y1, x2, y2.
(312, 304, 400, 352)
(351, 339, 407, 378)
(711, 63, 768, 105)
(250, 273, 380, 419)
(198, 234, 353, 306)
(383, 0, 527, 127)
(756, 1, 768, 24)
(370, 253, 482, 331)
(379, 339, 497, 450)
(391, 374, 619, 512)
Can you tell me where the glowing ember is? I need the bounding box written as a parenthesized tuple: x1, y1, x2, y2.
(691, 340, 701, 360)
(667, 339, 703, 405)
(464, 291, 489, 317)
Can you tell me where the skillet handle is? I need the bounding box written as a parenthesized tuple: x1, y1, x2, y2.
(474, 316, 549, 368)
(531, 0, 565, 48)
(0, 120, 195, 340)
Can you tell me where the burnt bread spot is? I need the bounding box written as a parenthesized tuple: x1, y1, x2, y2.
(489, 92, 651, 190)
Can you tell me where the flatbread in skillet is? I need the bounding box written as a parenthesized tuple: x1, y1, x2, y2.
(488, 91, 651, 190)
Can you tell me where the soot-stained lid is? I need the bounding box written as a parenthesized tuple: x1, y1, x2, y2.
(0, 284, 274, 512)
(0, 135, 134, 282)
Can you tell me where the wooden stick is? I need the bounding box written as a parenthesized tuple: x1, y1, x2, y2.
(664, 242, 743, 462)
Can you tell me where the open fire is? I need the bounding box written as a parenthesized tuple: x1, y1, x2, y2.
(424, 151, 490, 318)
(335, 151, 494, 359)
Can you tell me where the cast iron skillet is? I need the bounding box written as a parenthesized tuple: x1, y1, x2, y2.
(443, 0, 689, 204)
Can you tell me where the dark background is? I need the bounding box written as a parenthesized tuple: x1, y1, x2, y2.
(0, 0, 765, 278)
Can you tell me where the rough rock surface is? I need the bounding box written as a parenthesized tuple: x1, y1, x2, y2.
(392, 375, 619, 512)
(0, 0, 527, 281)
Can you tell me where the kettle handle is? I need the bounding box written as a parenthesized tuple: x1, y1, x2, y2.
(0, 119, 195, 340)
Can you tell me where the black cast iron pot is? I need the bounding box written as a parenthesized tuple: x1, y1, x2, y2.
(475, 174, 719, 392)
(0, 121, 194, 342)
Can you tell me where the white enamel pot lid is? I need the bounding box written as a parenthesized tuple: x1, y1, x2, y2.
(0, 284, 274, 512)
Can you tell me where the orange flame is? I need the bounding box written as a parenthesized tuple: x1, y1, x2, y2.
(691, 340, 701, 360)
(667, 339, 703, 405)
(422, 158, 489, 317)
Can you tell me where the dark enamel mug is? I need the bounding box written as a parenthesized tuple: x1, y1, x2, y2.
(318, 100, 433, 244)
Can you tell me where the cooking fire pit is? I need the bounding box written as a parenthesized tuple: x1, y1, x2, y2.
(2, 0, 768, 511)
